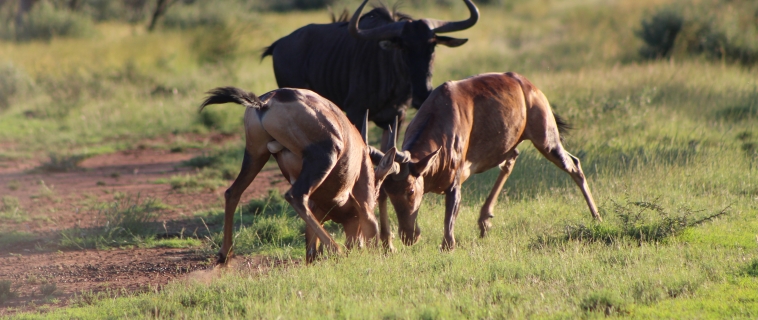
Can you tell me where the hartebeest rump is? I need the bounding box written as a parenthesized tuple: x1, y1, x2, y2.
(200, 87, 398, 263)
(373, 72, 602, 250)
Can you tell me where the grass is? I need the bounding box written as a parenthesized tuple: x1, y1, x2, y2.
(3, 0, 758, 318)
(59, 194, 170, 250)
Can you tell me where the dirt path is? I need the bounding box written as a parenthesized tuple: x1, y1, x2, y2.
(0, 144, 290, 315)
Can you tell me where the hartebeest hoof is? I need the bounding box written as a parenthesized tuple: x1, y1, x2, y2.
(478, 215, 493, 238)
(216, 251, 232, 265)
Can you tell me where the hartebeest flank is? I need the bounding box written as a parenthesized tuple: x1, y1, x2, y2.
(200, 87, 398, 263)
(373, 72, 602, 250)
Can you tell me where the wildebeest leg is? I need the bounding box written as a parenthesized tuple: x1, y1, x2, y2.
(284, 143, 343, 257)
(534, 143, 601, 221)
(478, 149, 520, 238)
(441, 182, 462, 251)
(219, 149, 269, 264)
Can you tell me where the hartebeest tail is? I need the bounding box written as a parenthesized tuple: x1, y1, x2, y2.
(200, 87, 397, 264)
(374, 72, 601, 250)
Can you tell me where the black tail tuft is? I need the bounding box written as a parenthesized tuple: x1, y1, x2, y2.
(553, 111, 572, 142)
(199, 87, 262, 112)
(260, 40, 277, 61)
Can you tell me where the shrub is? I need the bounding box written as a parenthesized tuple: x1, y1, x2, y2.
(0, 280, 18, 303)
(636, 8, 683, 59)
(580, 291, 627, 316)
(15, 1, 96, 42)
(533, 199, 730, 246)
(0, 63, 32, 112)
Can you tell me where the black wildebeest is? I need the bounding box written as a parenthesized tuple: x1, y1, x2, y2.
(262, 0, 479, 139)
(200, 87, 398, 264)
(370, 72, 602, 250)
(262, 0, 479, 249)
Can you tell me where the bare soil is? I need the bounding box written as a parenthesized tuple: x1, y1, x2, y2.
(0, 138, 290, 315)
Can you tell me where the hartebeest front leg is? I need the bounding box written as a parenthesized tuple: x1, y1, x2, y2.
(441, 182, 462, 251)
(478, 149, 520, 238)
(378, 120, 401, 252)
(219, 150, 269, 264)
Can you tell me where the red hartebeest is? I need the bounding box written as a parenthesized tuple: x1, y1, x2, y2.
(200, 87, 398, 263)
(370, 72, 602, 250)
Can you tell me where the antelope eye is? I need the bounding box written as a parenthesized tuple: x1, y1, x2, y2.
(408, 189, 415, 196)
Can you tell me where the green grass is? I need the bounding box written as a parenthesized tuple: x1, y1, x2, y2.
(4, 0, 758, 318)
(59, 194, 171, 250)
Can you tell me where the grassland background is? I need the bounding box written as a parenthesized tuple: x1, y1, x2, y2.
(1, 0, 757, 318)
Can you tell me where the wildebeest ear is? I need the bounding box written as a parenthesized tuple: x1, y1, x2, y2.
(379, 40, 401, 50)
(411, 147, 441, 177)
(375, 147, 399, 183)
(436, 36, 468, 47)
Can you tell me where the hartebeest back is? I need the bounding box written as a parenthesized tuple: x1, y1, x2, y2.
(373, 72, 601, 250)
(200, 87, 397, 263)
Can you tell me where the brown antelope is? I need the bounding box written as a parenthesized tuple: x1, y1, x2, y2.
(370, 72, 602, 250)
(200, 87, 398, 264)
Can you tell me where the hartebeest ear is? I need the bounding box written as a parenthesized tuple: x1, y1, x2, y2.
(436, 36, 467, 47)
(375, 147, 399, 183)
(410, 147, 441, 177)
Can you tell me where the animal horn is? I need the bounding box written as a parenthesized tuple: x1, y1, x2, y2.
(362, 110, 369, 145)
(388, 116, 412, 164)
(389, 116, 400, 148)
(349, 0, 405, 41)
(424, 0, 479, 34)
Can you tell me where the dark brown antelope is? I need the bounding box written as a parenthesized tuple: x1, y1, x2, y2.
(371, 72, 602, 250)
(200, 87, 398, 264)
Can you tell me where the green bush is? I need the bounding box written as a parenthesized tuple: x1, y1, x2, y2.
(15, 1, 96, 41)
(0, 63, 31, 112)
(637, 1, 758, 65)
(636, 9, 683, 59)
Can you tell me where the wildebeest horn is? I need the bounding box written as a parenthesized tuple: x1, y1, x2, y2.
(349, 0, 405, 41)
(423, 0, 479, 34)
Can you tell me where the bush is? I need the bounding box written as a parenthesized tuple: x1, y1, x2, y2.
(636, 9, 683, 59)
(580, 291, 627, 316)
(0, 63, 31, 112)
(15, 1, 96, 41)
(533, 199, 730, 246)
(637, 1, 758, 65)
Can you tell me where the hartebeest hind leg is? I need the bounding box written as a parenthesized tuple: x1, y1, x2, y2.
(219, 150, 269, 264)
(284, 143, 344, 257)
(532, 142, 601, 221)
(478, 149, 520, 238)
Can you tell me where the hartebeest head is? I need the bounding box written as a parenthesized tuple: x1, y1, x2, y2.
(349, 0, 479, 108)
(368, 117, 440, 245)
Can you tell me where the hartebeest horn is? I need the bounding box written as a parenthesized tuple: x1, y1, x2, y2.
(349, 0, 405, 41)
(362, 110, 369, 145)
(423, 0, 479, 34)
